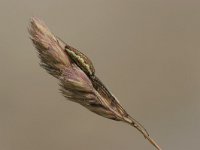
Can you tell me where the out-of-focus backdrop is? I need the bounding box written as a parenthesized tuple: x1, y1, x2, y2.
(0, 1, 200, 150)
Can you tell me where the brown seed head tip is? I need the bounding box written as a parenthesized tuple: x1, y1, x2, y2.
(28, 17, 56, 41)
(28, 17, 71, 71)
(28, 17, 41, 34)
(29, 17, 46, 30)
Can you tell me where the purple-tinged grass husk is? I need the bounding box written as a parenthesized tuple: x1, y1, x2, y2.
(28, 17, 162, 150)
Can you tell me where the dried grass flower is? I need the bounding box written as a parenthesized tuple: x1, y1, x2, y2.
(28, 17, 161, 150)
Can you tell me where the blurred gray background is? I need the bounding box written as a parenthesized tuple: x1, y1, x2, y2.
(0, 0, 200, 150)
